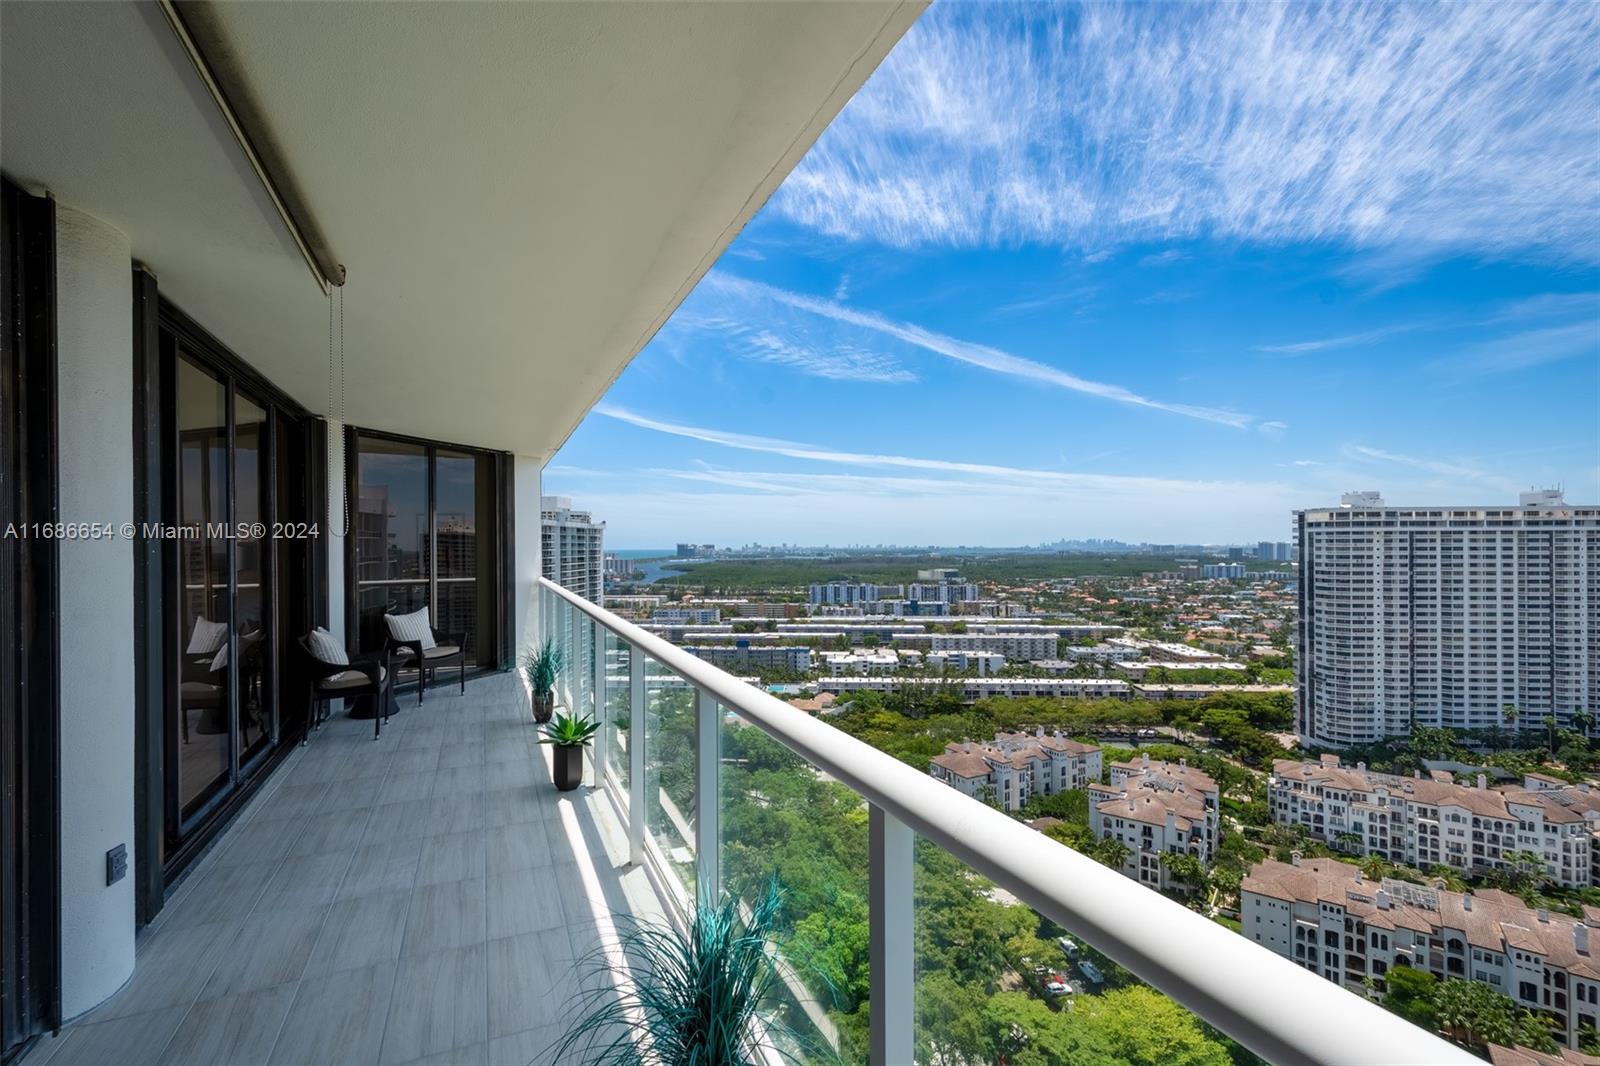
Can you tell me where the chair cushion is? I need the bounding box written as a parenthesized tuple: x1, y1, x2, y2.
(319, 666, 385, 691)
(186, 617, 228, 655)
(422, 644, 461, 660)
(308, 627, 348, 666)
(385, 607, 436, 650)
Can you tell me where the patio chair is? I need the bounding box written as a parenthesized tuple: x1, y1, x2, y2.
(299, 629, 393, 740)
(382, 607, 466, 704)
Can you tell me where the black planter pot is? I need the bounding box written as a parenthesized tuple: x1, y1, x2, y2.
(553, 744, 584, 791)
(532, 692, 554, 724)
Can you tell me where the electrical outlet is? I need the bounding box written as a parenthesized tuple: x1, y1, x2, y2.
(106, 843, 127, 886)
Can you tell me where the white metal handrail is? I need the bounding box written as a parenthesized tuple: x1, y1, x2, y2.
(539, 577, 1476, 1066)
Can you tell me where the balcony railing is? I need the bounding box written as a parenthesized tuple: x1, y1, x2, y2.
(536, 577, 1476, 1065)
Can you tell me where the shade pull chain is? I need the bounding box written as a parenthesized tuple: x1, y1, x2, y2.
(328, 278, 351, 537)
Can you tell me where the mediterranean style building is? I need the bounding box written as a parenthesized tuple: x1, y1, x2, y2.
(1269, 757, 1600, 889)
(1295, 490, 1600, 747)
(928, 729, 1102, 812)
(1088, 755, 1219, 891)
(1243, 855, 1600, 1049)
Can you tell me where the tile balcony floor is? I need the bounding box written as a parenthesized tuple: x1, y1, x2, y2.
(24, 673, 657, 1066)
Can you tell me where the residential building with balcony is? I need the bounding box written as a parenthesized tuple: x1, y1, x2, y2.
(821, 675, 1131, 700)
(925, 631, 1059, 660)
(1296, 490, 1600, 747)
(650, 606, 723, 624)
(682, 643, 813, 674)
(1091, 755, 1220, 891)
(1269, 757, 1600, 889)
(929, 730, 1102, 812)
(540, 496, 605, 604)
(1243, 855, 1600, 1049)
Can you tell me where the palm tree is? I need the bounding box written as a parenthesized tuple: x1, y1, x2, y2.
(1502, 703, 1519, 736)
(1573, 709, 1594, 739)
(1544, 714, 1559, 756)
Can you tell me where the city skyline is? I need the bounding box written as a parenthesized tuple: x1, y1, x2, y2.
(547, 1, 1598, 547)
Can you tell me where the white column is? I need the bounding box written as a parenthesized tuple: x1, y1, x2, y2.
(870, 804, 914, 1064)
(512, 455, 542, 655)
(628, 647, 646, 866)
(54, 205, 136, 1018)
(324, 418, 346, 644)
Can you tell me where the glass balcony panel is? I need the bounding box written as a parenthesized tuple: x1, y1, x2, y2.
(720, 707, 870, 1064)
(913, 833, 1256, 1065)
(604, 630, 631, 796)
(643, 655, 695, 897)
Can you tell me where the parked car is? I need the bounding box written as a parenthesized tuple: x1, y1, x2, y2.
(1056, 935, 1078, 958)
(1077, 959, 1104, 984)
(1136, 727, 1158, 738)
(1044, 976, 1072, 997)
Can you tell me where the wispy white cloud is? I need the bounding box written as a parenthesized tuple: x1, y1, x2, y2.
(596, 405, 1281, 495)
(666, 310, 914, 383)
(774, 3, 1600, 261)
(1257, 421, 1288, 439)
(833, 273, 851, 302)
(1343, 443, 1520, 494)
(1257, 322, 1424, 355)
(1433, 322, 1599, 377)
(1138, 250, 1189, 267)
(1256, 290, 1600, 355)
(705, 273, 1256, 427)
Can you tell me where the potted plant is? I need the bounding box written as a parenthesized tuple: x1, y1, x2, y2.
(540, 710, 599, 791)
(522, 639, 565, 723)
(548, 879, 834, 1064)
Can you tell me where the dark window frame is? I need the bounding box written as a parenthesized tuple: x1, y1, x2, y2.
(343, 425, 512, 676)
(1, 178, 62, 1060)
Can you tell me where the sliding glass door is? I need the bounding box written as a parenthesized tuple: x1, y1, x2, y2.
(162, 311, 315, 866)
(350, 432, 505, 670)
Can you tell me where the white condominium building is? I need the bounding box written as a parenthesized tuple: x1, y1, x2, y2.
(807, 581, 902, 606)
(1268, 757, 1600, 889)
(821, 676, 1129, 700)
(1089, 755, 1219, 891)
(907, 581, 981, 603)
(928, 631, 1057, 660)
(1295, 490, 1600, 747)
(681, 644, 813, 674)
(541, 496, 605, 602)
(928, 729, 1102, 812)
(1242, 855, 1600, 1048)
(649, 607, 722, 624)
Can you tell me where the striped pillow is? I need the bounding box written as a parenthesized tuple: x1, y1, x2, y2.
(186, 617, 228, 655)
(384, 607, 436, 650)
(307, 627, 348, 666)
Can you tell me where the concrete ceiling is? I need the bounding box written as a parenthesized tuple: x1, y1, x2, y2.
(1, 0, 921, 458)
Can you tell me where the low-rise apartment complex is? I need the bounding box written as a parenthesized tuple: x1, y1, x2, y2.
(929, 730, 1102, 812)
(1089, 755, 1220, 891)
(1269, 757, 1600, 889)
(681, 643, 813, 674)
(1243, 855, 1600, 1048)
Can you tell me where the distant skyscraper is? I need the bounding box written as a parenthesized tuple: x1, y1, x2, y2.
(541, 496, 605, 602)
(1295, 490, 1600, 747)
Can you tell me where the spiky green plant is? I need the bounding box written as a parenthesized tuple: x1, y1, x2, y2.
(547, 879, 836, 1065)
(540, 711, 600, 748)
(522, 639, 565, 699)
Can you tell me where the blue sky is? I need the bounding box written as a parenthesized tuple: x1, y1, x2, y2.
(548, 1, 1600, 548)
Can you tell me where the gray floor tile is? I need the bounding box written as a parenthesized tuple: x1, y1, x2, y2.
(483, 789, 543, 829)
(377, 771, 437, 806)
(485, 824, 554, 877)
(486, 1024, 565, 1066)
(378, 945, 488, 1065)
(266, 781, 335, 819)
(425, 793, 486, 838)
(433, 765, 488, 797)
(340, 839, 425, 901)
(40, 1006, 187, 1066)
(402, 879, 487, 957)
(306, 892, 411, 977)
(486, 931, 569, 1038)
(487, 870, 566, 940)
(397, 1044, 487, 1066)
(255, 851, 352, 913)
(484, 759, 539, 793)
(161, 860, 278, 931)
(390, 745, 442, 776)
(415, 831, 488, 887)
(268, 961, 397, 1066)
(288, 808, 374, 858)
(320, 774, 386, 812)
(437, 741, 485, 769)
(210, 817, 298, 869)
(200, 906, 327, 1000)
(157, 983, 296, 1066)
(362, 799, 435, 846)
